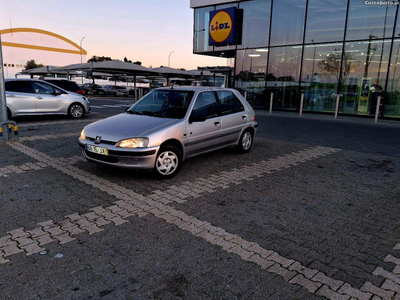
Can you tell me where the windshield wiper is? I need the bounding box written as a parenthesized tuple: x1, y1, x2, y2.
(126, 110, 142, 115)
(142, 111, 166, 118)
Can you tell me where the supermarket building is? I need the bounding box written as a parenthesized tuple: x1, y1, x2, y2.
(190, 0, 400, 118)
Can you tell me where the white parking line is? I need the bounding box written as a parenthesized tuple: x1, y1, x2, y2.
(91, 104, 130, 109)
(3, 141, 397, 299)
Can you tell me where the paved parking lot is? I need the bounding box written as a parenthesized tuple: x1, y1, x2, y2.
(0, 103, 399, 300)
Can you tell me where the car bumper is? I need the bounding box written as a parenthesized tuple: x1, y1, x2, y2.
(78, 138, 159, 169)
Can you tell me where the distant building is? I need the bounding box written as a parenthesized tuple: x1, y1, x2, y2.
(1, 28, 86, 78)
(191, 0, 400, 119)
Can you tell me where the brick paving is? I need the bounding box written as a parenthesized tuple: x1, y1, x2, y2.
(0, 112, 399, 299)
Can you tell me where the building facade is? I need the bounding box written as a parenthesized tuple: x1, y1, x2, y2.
(191, 0, 400, 118)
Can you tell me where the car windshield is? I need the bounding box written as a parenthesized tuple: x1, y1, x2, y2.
(127, 90, 194, 119)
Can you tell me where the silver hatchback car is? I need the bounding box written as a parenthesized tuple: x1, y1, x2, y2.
(5, 79, 91, 119)
(78, 87, 258, 178)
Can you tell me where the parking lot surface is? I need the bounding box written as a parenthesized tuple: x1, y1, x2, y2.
(0, 101, 399, 300)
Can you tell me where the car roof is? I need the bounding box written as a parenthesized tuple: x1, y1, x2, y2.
(4, 78, 69, 92)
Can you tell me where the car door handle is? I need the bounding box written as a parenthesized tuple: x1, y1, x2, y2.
(36, 96, 43, 100)
(214, 122, 220, 127)
(242, 115, 247, 119)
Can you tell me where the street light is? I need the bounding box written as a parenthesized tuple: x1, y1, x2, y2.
(80, 37, 85, 84)
(80, 37, 85, 63)
(168, 51, 174, 67)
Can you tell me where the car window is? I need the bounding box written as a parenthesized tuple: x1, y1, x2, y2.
(217, 91, 245, 115)
(129, 90, 194, 119)
(30, 82, 58, 95)
(5, 81, 34, 93)
(47, 80, 79, 92)
(191, 92, 218, 119)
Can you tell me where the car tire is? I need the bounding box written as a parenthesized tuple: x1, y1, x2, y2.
(68, 103, 84, 119)
(114, 92, 118, 97)
(236, 129, 253, 153)
(154, 145, 182, 179)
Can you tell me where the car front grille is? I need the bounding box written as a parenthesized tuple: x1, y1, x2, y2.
(85, 151, 120, 163)
(85, 137, 116, 145)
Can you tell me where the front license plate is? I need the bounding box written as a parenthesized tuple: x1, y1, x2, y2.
(86, 144, 108, 155)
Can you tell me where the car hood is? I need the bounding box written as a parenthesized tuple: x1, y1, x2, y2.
(85, 113, 179, 142)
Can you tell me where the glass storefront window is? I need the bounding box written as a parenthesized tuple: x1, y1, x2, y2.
(301, 43, 343, 112)
(346, 0, 396, 41)
(305, 0, 347, 44)
(237, 0, 271, 49)
(235, 49, 268, 108)
(267, 46, 303, 109)
(340, 40, 390, 115)
(194, 6, 214, 53)
(385, 40, 400, 118)
(270, 0, 306, 46)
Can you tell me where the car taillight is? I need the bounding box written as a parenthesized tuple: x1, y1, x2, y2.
(77, 90, 85, 95)
(254, 115, 257, 123)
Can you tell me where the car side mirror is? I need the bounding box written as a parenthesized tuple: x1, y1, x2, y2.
(189, 114, 206, 123)
(52, 91, 62, 96)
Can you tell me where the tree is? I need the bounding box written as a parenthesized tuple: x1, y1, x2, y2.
(87, 55, 112, 62)
(133, 61, 142, 66)
(25, 59, 43, 70)
(317, 49, 360, 83)
(124, 57, 132, 63)
(179, 68, 186, 71)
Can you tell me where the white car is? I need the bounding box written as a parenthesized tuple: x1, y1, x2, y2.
(79, 87, 258, 178)
(5, 79, 91, 119)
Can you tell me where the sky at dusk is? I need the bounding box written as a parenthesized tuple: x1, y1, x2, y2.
(0, 0, 227, 70)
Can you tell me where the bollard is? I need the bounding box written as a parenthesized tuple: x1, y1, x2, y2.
(0, 121, 18, 143)
(375, 96, 381, 123)
(269, 93, 273, 114)
(299, 93, 304, 116)
(334, 95, 340, 119)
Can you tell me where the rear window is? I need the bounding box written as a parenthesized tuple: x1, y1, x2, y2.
(5, 81, 34, 93)
(217, 91, 245, 115)
(46, 80, 80, 92)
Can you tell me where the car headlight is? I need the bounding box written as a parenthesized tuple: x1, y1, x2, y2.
(116, 137, 149, 148)
(80, 129, 86, 140)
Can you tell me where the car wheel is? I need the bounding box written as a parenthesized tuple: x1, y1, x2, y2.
(68, 103, 84, 119)
(154, 145, 182, 179)
(114, 92, 118, 97)
(236, 130, 253, 153)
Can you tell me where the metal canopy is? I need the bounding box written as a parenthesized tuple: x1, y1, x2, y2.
(16, 66, 81, 76)
(91, 60, 159, 76)
(151, 66, 193, 86)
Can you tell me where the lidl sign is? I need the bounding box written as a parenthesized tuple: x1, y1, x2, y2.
(209, 7, 237, 46)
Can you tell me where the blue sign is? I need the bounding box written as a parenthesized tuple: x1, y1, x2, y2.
(209, 7, 237, 46)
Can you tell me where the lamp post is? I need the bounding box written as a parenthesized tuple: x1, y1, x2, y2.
(168, 51, 174, 67)
(311, 39, 316, 83)
(80, 37, 85, 84)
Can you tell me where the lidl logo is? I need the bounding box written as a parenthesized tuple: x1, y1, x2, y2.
(209, 7, 237, 46)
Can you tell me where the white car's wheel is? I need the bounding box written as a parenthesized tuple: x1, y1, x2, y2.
(236, 130, 253, 153)
(154, 145, 182, 179)
(68, 103, 84, 119)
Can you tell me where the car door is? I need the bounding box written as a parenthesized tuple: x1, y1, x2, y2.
(217, 91, 247, 146)
(30, 81, 66, 113)
(186, 91, 221, 157)
(5, 81, 36, 114)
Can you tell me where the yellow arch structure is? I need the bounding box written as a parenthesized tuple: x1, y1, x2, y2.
(0, 28, 87, 55)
